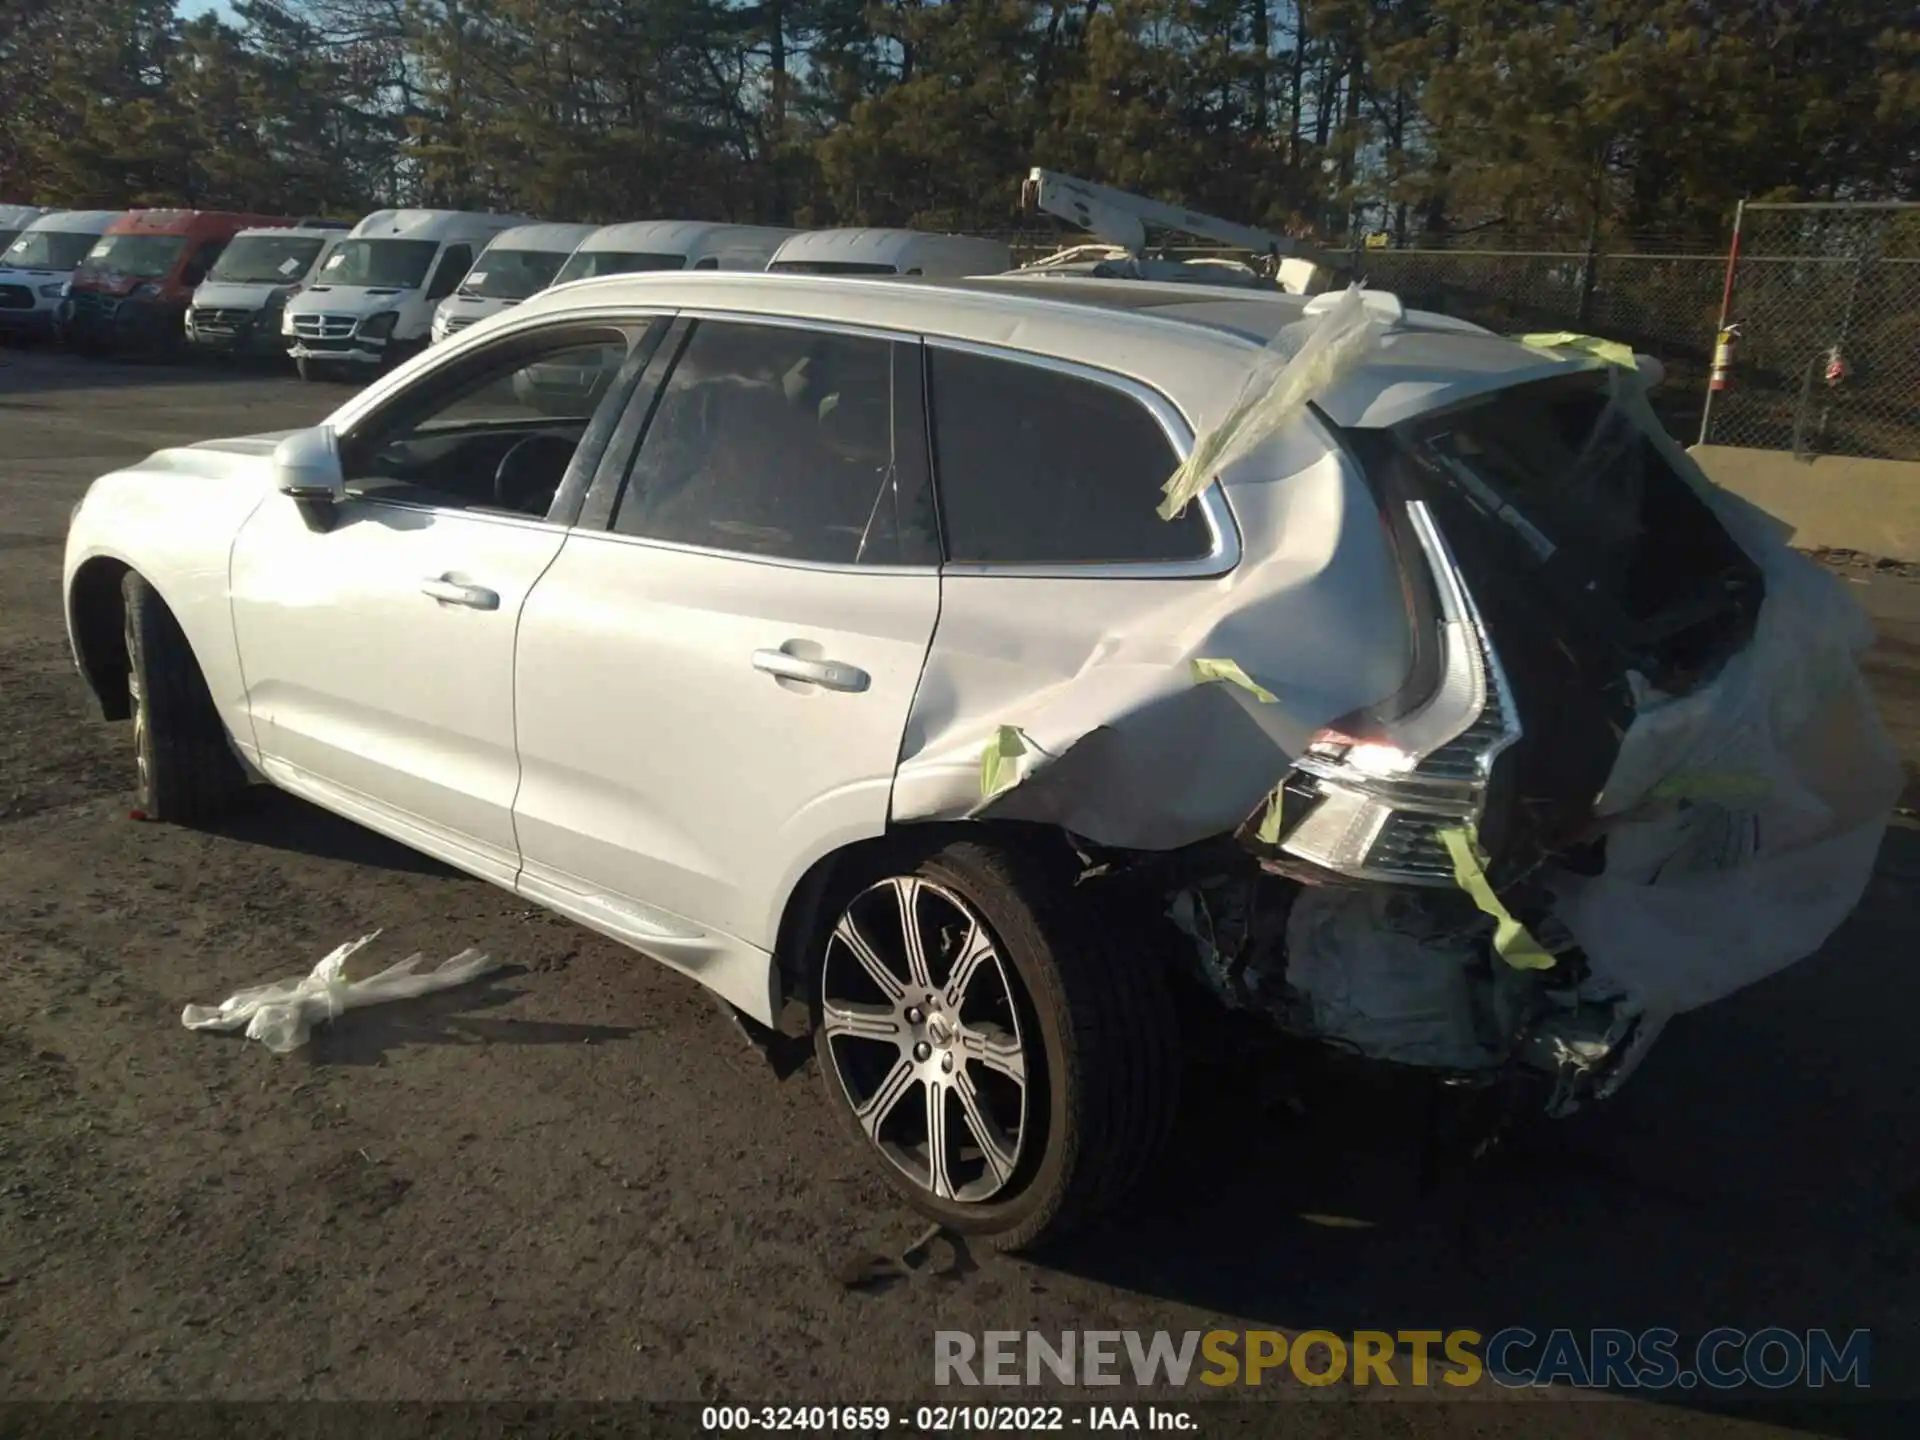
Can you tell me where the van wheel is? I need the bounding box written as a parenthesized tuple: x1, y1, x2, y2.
(121, 572, 247, 825)
(810, 840, 1179, 1252)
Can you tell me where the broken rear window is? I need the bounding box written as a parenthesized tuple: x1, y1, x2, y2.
(1400, 371, 1761, 661)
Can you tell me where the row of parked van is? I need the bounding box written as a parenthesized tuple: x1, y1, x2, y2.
(0, 202, 1013, 383)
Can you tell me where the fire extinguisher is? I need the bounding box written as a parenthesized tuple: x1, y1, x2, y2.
(1825, 344, 1849, 387)
(1710, 324, 1740, 392)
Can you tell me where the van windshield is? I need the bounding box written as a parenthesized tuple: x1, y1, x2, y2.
(209, 233, 328, 285)
(82, 234, 188, 279)
(318, 238, 439, 288)
(459, 247, 568, 299)
(3, 228, 99, 271)
(552, 250, 685, 284)
(767, 260, 898, 275)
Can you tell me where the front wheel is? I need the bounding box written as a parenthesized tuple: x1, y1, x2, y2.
(122, 571, 248, 824)
(295, 356, 356, 383)
(811, 840, 1179, 1252)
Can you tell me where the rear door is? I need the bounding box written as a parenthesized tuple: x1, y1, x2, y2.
(511, 315, 942, 956)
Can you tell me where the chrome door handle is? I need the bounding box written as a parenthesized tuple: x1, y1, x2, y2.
(752, 648, 870, 693)
(420, 576, 500, 610)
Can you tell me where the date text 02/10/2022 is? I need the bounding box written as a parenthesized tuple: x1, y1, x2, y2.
(699, 1406, 1197, 1431)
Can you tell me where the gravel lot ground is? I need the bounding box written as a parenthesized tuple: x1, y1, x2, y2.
(1, 345, 1915, 1437)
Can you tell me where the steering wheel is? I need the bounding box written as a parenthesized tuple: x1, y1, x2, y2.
(493, 433, 578, 517)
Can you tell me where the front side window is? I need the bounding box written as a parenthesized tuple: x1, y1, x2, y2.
(3, 229, 99, 271)
(552, 250, 685, 284)
(340, 327, 639, 518)
(319, 238, 439, 288)
(81, 234, 188, 280)
(612, 319, 936, 566)
(458, 248, 568, 300)
(925, 347, 1211, 565)
(209, 234, 327, 284)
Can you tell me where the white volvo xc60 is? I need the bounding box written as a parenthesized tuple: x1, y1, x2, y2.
(63, 271, 1891, 1249)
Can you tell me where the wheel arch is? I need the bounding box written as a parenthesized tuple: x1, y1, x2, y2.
(67, 555, 136, 720)
(770, 821, 1085, 1002)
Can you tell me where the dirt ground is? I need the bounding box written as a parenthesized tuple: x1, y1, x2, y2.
(1, 345, 1916, 1436)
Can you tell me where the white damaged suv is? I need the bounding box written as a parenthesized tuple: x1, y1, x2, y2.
(64, 272, 1898, 1249)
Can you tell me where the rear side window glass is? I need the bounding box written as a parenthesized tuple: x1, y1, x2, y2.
(926, 348, 1210, 565)
(613, 319, 937, 565)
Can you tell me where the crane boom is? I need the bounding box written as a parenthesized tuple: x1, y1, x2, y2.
(1020, 168, 1332, 266)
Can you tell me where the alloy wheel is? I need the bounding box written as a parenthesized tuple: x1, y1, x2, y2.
(819, 876, 1032, 1203)
(124, 606, 148, 798)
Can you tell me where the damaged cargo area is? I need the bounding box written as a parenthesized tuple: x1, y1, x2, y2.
(894, 288, 1902, 1117)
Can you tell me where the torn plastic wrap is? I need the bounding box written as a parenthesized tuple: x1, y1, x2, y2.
(893, 286, 1407, 851)
(1540, 367, 1901, 1026)
(1160, 285, 1390, 521)
(181, 931, 500, 1053)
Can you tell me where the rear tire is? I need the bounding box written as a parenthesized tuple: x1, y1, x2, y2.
(121, 572, 247, 825)
(810, 839, 1180, 1252)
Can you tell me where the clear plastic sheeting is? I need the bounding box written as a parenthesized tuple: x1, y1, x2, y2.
(1546, 376, 1901, 1022)
(181, 931, 500, 1053)
(1158, 284, 1390, 520)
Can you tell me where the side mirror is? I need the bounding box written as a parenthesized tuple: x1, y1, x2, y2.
(272, 426, 345, 531)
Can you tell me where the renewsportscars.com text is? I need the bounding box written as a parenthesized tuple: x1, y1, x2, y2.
(933, 1328, 1871, 1391)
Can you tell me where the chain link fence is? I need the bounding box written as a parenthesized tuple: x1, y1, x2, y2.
(1352, 243, 1726, 441)
(1697, 203, 1920, 461)
(993, 206, 1919, 461)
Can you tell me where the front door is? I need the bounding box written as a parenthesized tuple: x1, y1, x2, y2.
(229, 323, 648, 884)
(512, 317, 943, 957)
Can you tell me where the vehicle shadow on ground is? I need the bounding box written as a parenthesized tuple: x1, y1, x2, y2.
(1036, 825, 1920, 1437)
(307, 965, 640, 1067)
(214, 792, 457, 877)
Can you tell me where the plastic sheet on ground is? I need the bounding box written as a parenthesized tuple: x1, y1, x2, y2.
(181, 931, 500, 1053)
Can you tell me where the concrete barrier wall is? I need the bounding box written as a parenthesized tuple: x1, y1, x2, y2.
(1690, 445, 1920, 563)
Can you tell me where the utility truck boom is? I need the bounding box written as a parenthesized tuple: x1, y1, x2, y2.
(1018, 168, 1336, 292)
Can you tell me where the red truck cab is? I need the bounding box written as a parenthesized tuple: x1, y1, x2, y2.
(63, 209, 300, 356)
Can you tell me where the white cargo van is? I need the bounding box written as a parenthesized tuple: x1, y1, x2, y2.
(0, 210, 114, 339)
(510, 222, 798, 412)
(184, 223, 350, 359)
(764, 228, 1011, 277)
(428, 222, 600, 344)
(283, 208, 534, 380)
(0, 204, 59, 255)
(547, 221, 797, 284)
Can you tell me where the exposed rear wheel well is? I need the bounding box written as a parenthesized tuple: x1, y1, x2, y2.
(69, 558, 133, 720)
(771, 822, 1086, 1004)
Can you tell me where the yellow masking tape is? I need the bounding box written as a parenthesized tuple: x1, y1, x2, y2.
(1648, 771, 1770, 803)
(978, 725, 1028, 800)
(1191, 658, 1278, 704)
(1517, 332, 1638, 370)
(1254, 786, 1286, 845)
(1437, 827, 1557, 971)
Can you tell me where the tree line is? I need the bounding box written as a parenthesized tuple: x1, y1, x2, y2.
(3, 0, 1915, 250)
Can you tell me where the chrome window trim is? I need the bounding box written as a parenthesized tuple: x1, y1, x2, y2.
(555, 525, 940, 578)
(345, 494, 570, 534)
(922, 335, 1242, 581)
